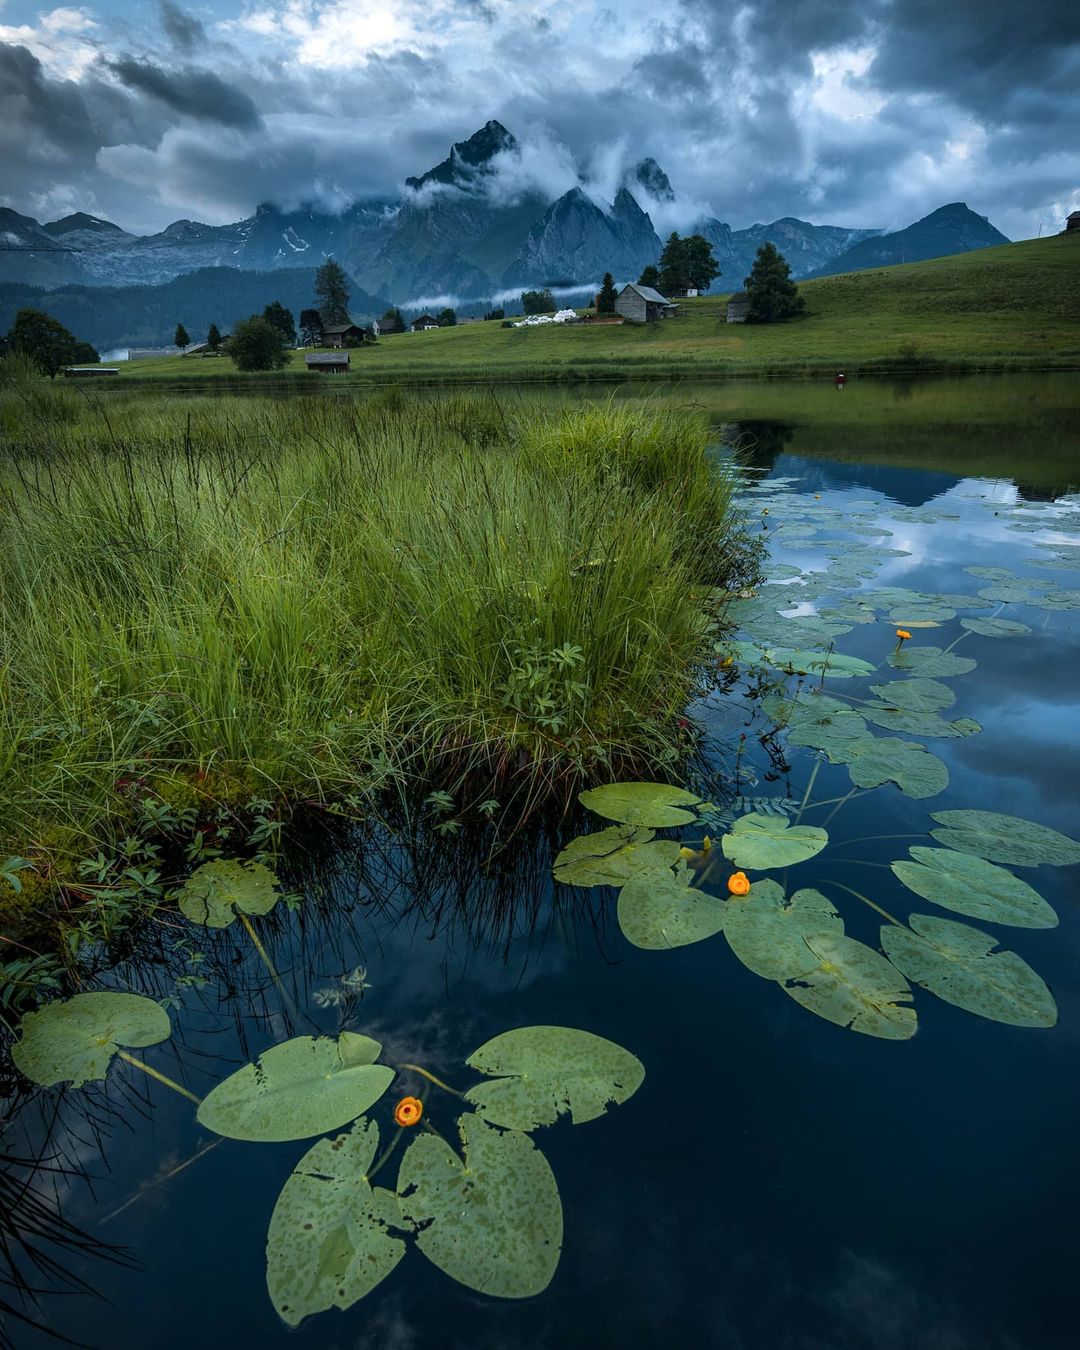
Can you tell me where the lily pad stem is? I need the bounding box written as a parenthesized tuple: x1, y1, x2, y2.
(117, 1050, 202, 1105)
(237, 912, 297, 1022)
(821, 879, 906, 929)
(398, 1063, 466, 1097)
(794, 759, 822, 823)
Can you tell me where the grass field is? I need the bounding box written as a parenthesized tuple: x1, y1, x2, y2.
(111, 234, 1080, 386)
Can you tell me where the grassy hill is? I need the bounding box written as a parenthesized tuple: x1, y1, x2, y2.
(112, 233, 1080, 384)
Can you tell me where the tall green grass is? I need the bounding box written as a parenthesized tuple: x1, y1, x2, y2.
(0, 377, 757, 912)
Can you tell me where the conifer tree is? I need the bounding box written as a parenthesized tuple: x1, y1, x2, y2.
(744, 243, 805, 322)
(174, 322, 190, 351)
(314, 259, 350, 324)
(206, 322, 222, 351)
(597, 272, 619, 314)
(638, 264, 660, 288)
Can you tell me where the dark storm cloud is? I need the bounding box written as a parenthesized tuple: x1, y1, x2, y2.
(159, 2, 206, 53)
(108, 55, 262, 128)
(0, 42, 98, 153)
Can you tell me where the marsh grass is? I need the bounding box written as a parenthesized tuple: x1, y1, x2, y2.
(0, 379, 756, 923)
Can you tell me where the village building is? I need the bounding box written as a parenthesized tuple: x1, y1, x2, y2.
(613, 283, 678, 323)
(1066, 211, 1080, 234)
(321, 322, 367, 348)
(61, 366, 119, 377)
(726, 291, 750, 323)
(305, 352, 350, 374)
(410, 314, 440, 332)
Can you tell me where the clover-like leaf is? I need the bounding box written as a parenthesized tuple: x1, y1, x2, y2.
(781, 933, 917, 1040)
(464, 1027, 644, 1130)
(11, 992, 171, 1089)
(552, 825, 681, 887)
(197, 1033, 394, 1141)
(578, 781, 703, 827)
(617, 863, 725, 949)
(266, 1119, 407, 1327)
(881, 914, 1056, 1028)
(723, 881, 843, 980)
(178, 858, 280, 929)
(397, 1114, 562, 1298)
(721, 813, 827, 870)
(891, 848, 1057, 928)
(930, 810, 1080, 867)
(844, 738, 949, 798)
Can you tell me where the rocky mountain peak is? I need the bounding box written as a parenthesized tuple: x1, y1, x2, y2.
(406, 120, 518, 192)
(632, 158, 674, 202)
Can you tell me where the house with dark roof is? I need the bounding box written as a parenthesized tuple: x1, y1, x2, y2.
(321, 322, 367, 348)
(410, 314, 440, 332)
(1066, 211, 1080, 234)
(614, 283, 677, 323)
(726, 291, 750, 323)
(305, 351, 350, 374)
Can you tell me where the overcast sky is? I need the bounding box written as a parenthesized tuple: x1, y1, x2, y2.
(1, 0, 1077, 237)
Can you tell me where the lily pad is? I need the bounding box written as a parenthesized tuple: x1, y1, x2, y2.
(891, 848, 1057, 928)
(1027, 588, 1080, 611)
(178, 858, 280, 928)
(618, 864, 726, 949)
(845, 738, 949, 799)
(867, 678, 956, 713)
(397, 1114, 562, 1299)
(266, 1119, 407, 1327)
(721, 813, 828, 870)
(197, 1033, 394, 1141)
(724, 882, 843, 980)
(12, 992, 171, 1089)
(552, 826, 681, 887)
(880, 915, 1056, 1028)
(787, 710, 869, 763)
(578, 782, 703, 828)
(887, 646, 976, 677)
(863, 705, 981, 738)
(960, 617, 1032, 638)
(781, 933, 917, 1040)
(464, 1027, 644, 1130)
(929, 810, 1080, 867)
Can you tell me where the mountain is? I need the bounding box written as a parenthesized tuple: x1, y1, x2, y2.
(810, 203, 1010, 277)
(506, 186, 660, 287)
(405, 119, 517, 192)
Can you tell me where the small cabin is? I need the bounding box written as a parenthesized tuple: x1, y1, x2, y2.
(321, 322, 366, 348)
(410, 314, 439, 332)
(1066, 211, 1080, 234)
(614, 283, 677, 323)
(305, 352, 350, 374)
(726, 291, 750, 323)
(61, 366, 118, 377)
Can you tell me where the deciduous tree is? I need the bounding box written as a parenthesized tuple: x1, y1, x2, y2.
(521, 288, 555, 315)
(229, 315, 291, 372)
(206, 323, 223, 351)
(7, 308, 80, 377)
(262, 301, 296, 346)
(437, 307, 457, 327)
(637, 264, 660, 288)
(299, 309, 322, 346)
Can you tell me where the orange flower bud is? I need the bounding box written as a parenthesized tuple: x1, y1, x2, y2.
(895, 629, 912, 641)
(727, 871, 751, 896)
(394, 1096, 423, 1128)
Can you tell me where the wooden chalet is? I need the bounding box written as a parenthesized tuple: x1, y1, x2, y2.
(305, 351, 350, 374)
(613, 283, 677, 323)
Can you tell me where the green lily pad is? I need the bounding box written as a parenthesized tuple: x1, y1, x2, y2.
(552, 826, 681, 887)
(397, 1114, 562, 1299)
(781, 933, 917, 1040)
(891, 848, 1057, 928)
(721, 813, 828, 870)
(887, 646, 976, 677)
(881, 914, 1056, 1028)
(867, 679, 956, 713)
(197, 1033, 394, 1141)
(266, 1119, 407, 1327)
(965, 566, 1018, 583)
(464, 1027, 644, 1130)
(11, 991, 171, 1089)
(976, 584, 1037, 603)
(178, 858, 280, 929)
(929, 810, 1080, 867)
(787, 710, 869, 763)
(960, 617, 1032, 637)
(889, 604, 957, 624)
(845, 738, 949, 799)
(1027, 588, 1080, 611)
(578, 781, 703, 828)
(617, 863, 726, 949)
(863, 705, 981, 738)
(724, 882, 843, 980)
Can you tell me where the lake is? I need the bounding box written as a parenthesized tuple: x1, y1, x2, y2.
(3, 373, 1080, 1350)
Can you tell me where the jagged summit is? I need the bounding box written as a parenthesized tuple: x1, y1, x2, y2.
(632, 158, 674, 202)
(406, 120, 518, 192)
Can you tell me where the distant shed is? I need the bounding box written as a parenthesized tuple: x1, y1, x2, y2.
(322, 322, 367, 348)
(305, 352, 350, 374)
(614, 283, 677, 323)
(62, 366, 118, 377)
(1066, 211, 1080, 234)
(726, 291, 750, 323)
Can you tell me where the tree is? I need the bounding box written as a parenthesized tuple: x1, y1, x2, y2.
(299, 309, 322, 346)
(521, 288, 555, 315)
(314, 258, 350, 324)
(71, 341, 100, 364)
(206, 323, 223, 352)
(229, 315, 291, 372)
(658, 233, 720, 294)
(596, 272, 619, 314)
(379, 307, 405, 334)
(743, 242, 806, 323)
(657, 233, 683, 295)
(436, 307, 457, 327)
(483, 307, 504, 321)
(262, 301, 296, 346)
(638, 264, 660, 288)
(174, 323, 190, 351)
(7, 308, 80, 377)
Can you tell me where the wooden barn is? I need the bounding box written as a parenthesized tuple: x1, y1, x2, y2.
(613, 283, 677, 323)
(305, 352, 350, 374)
(726, 291, 750, 323)
(321, 322, 367, 348)
(1066, 211, 1080, 234)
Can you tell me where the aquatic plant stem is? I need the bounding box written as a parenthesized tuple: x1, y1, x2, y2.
(821, 879, 906, 929)
(366, 1128, 405, 1185)
(237, 912, 297, 1022)
(794, 758, 822, 823)
(399, 1063, 466, 1097)
(100, 1140, 222, 1225)
(819, 787, 861, 829)
(117, 1051, 202, 1105)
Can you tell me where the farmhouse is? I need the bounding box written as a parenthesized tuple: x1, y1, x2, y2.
(726, 291, 750, 323)
(305, 352, 350, 374)
(614, 283, 677, 323)
(322, 322, 367, 348)
(410, 314, 440, 332)
(1066, 211, 1080, 234)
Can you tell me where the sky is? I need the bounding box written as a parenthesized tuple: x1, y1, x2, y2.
(1, 0, 1078, 237)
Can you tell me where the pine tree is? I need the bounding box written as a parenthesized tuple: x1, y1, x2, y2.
(314, 259, 350, 324)
(206, 323, 222, 351)
(638, 264, 660, 288)
(657, 233, 683, 295)
(174, 322, 190, 351)
(743, 243, 806, 322)
(597, 272, 619, 314)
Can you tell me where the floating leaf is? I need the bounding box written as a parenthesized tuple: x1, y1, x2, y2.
(867, 678, 956, 713)
(787, 711, 869, 763)
(891, 848, 1057, 928)
(1026, 588, 1080, 611)
(724, 881, 843, 979)
(11, 992, 171, 1089)
(929, 810, 1080, 867)
(888, 604, 956, 624)
(781, 933, 917, 1040)
(266, 1119, 407, 1327)
(552, 826, 681, 887)
(881, 915, 1056, 1028)
(464, 1027, 644, 1130)
(960, 617, 1032, 638)
(965, 565, 1018, 583)
(397, 1114, 562, 1299)
(845, 738, 949, 799)
(721, 813, 827, 870)
(578, 782, 702, 828)
(887, 646, 976, 677)
(617, 864, 725, 949)
(863, 705, 981, 738)
(178, 858, 280, 929)
(197, 1033, 394, 1141)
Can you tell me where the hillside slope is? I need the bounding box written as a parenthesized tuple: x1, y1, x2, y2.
(811, 203, 1009, 277)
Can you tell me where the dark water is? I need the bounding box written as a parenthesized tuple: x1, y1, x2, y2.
(4, 388, 1080, 1350)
